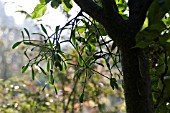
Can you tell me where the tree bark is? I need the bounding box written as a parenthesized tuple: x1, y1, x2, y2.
(119, 34, 154, 113)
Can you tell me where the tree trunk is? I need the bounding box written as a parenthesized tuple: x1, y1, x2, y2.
(71, 0, 155, 112)
(119, 34, 154, 113)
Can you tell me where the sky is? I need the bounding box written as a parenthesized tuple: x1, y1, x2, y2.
(0, 0, 80, 33)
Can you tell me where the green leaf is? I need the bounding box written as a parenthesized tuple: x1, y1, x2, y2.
(22, 63, 29, 73)
(79, 93, 84, 103)
(74, 70, 79, 78)
(95, 62, 104, 67)
(71, 30, 76, 44)
(75, 43, 79, 51)
(47, 60, 50, 72)
(39, 66, 47, 75)
(63, 0, 72, 12)
(16, 10, 32, 18)
(55, 61, 62, 71)
(12, 41, 22, 49)
(41, 84, 47, 92)
(24, 28, 30, 39)
(32, 33, 46, 39)
(62, 62, 67, 72)
(32, 68, 35, 80)
(55, 26, 60, 37)
(21, 31, 25, 39)
(78, 56, 83, 66)
(56, 41, 61, 50)
(76, 36, 85, 42)
(24, 49, 29, 60)
(145, 21, 166, 33)
(39, 0, 51, 5)
(50, 72, 54, 85)
(49, 39, 53, 49)
(32, 4, 47, 19)
(134, 41, 153, 48)
(23, 42, 36, 46)
(40, 24, 48, 36)
(51, 0, 61, 9)
(121, 80, 124, 88)
(148, 0, 168, 24)
(54, 85, 58, 95)
(58, 51, 66, 58)
(167, 38, 170, 43)
(54, 54, 62, 62)
(110, 78, 118, 90)
(105, 56, 111, 70)
(77, 26, 85, 33)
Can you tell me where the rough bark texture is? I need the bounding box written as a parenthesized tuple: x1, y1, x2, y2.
(74, 0, 154, 113)
(119, 34, 154, 113)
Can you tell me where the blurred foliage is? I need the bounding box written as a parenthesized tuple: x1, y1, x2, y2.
(135, 0, 170, 112)
(0, 72, 125, 113)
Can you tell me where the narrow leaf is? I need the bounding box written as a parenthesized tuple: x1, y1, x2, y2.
(71, 29, 76, 44)
(54, 85, 58, 95)
(95, 62, 104, 67)
(55, 26, 60, 38)
(49, 39, 53, 49)
(74, 70, 79, 78)
(12, 41, 22, 49)
(79, 93, 84, 103)
(47, 60, 50, 72)
(62, 62, 67, 72)
(39, 66, 47, 75)
(24, 49, 30, 60)
(23, 42, 36, 46)
(41, 84, 47, 92)
(32, 33, 46, 39)
(110, 78, 118, 90)
(55, 61, 62, 71)
(50, 72, 54, 85)
(78, 56, 83, 66)
(32, 68, 35, 80)
(21, 31, 25, 40)
(22, 63, 29, 73)
(40, 24, 48, 35)
(63, 0, 72, 12)
(24, 28, 30, 39)
(58, 51, 66, 58)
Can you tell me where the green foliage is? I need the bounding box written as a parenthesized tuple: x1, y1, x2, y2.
(39, 0, 51, 5)
(110, 78, 118, 90)
(134, 1, 170, 111)
(31, 0, 73, 18)
(0, 73, 125, 112)
(12, 9, 123, 112)
(12, 41, 22, 49)
(62, 0, 73, 11)
(22, 63, 29, 73)
(51, 0, 61, 9)
(32, 4, 47, 19)
(79, 93, 84, 103)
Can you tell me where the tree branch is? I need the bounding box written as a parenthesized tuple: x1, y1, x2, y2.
(74, 0, 128, 43)
(128, 0, 153, 33)
(73, 0, 104, 24)
(101, 0, 118, 15)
